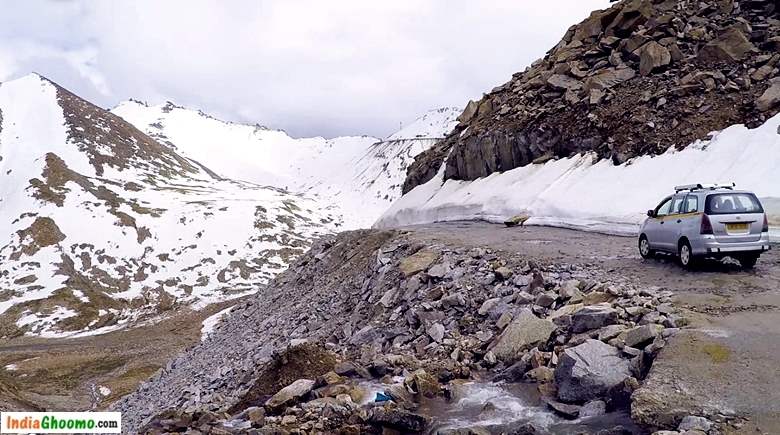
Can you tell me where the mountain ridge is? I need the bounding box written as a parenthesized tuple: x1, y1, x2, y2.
(112, 101, 460, 228)
(0, 74, 338, 338)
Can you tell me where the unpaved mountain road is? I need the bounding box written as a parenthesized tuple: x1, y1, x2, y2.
(408, 222, 780, 433)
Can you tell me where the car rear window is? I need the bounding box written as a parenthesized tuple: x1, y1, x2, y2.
(705, 193, 764, 215)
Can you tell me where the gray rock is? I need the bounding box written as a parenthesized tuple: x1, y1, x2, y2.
(580, 400, 606, 418)
(698, 26, 756, 63)
(524, 366, 554, 383)
(478, 298, 502, 316)
(757, 81, 780, 112)
(442, 292, 465, 308)
(494, 266, 513, 280)
(584, 67, 635, 92)
(512, 274, 533, 287)
(571, 304, 618, 333)
(490, 309, 556, 362)
(623, 324, 663, 348)
(398, 250, 439, 277)
(514, 291, 534, 305)
(427, 263, 450, 279)
(638, 41, 671, 76)
(678, 416, 712, 432)
(367, 406, 428, 432)
(597, 324, 626, 342)
(457, 100, 480, 124)
(546, 74, 583, 91)
(535, 292, 557, 308)
(496, 312, 513, 329)
(554, 339, 632, 403)
(427, 322, 445, 343)
(265, 379, 315, 411)
(558, 280, 580, 299)
(478, 272, 497, 285)
(544, 397, 581, 419)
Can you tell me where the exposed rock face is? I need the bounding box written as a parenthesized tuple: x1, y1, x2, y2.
(403, 0, 780, 192)
(554, 339, 633, 403)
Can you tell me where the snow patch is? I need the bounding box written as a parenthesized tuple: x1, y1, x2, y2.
(201, 306, 233, 341)
(112, 102, 460, 228)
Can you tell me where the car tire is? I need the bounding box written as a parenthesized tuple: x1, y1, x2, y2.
(738, 254, 759, 270)
(678, 240, 697, 270)
(638, 235, 655, 259)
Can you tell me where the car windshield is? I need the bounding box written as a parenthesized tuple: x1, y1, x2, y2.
(705, 193, 764, 215)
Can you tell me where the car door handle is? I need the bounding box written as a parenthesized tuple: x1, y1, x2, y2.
(660, 221, 664, 224)
(676, 219, 682, 223)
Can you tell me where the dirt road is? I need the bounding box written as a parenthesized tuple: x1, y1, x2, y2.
(409, 222, 780, 433)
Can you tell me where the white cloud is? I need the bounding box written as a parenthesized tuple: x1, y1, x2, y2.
(0, 0, 611, 137)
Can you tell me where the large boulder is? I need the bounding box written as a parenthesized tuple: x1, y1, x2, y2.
(698, 26, 756, 62)
(546, 74, 583, 91)
(622, 324, 663, 348)
(399, 250, 439, 277)
(585, 67, 636, 91)
(638, 41, 671, 76)
(490, 309, 556, 362)
(571, 304, 618, 333)
(265, 379, 316, 412)
(367, 405, 428, 433)
(757, 79, 780, 112)
(554, 339, 632, 403)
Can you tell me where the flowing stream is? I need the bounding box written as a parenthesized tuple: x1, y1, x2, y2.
(361, 379, 645, 434)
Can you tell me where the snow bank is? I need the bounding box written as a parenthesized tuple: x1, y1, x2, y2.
(200, 306, 233, 341)
(377, 114, 780, 242)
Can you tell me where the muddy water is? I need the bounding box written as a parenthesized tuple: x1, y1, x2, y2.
(361, 379, 645, 434)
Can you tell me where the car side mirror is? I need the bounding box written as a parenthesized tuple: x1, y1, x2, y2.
(647, 210, 656, 218)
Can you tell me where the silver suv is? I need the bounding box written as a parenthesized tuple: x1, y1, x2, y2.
(638, 183, 772, 269)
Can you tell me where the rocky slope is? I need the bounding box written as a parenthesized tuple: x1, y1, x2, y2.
(0, 74, 337, 338)
(112, 102, 460, 228)
(115, 228, 697, 434)
(404, 0, 780, 192)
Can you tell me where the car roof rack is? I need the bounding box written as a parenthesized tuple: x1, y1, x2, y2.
(674, 183, 736, 192)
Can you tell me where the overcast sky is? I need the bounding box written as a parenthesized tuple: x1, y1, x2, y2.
(1, 0, 610, 138)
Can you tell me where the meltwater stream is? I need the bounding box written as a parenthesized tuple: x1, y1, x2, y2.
(361, 379, 645, 435)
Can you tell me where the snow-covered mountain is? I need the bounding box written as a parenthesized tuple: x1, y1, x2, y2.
(0, 74, 339, 337)
(112, 102, 460, 228)
(0, 74, 458, 337)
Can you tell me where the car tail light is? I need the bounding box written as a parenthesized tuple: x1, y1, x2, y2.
(763, 213, 770, 232)
(701, 214, 713, 235)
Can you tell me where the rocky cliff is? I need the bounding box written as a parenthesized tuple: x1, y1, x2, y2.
(404, 0, 780, 193)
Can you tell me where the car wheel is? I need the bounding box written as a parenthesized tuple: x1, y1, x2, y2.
(678, 240, 697, 270)
(638, 235, 655, 259)
(738, 254, 758, 270)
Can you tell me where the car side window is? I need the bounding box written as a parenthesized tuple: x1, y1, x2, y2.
(655, 198, 672, 217)
(684, 195, 699, 213)
(670, 196, 685, 215)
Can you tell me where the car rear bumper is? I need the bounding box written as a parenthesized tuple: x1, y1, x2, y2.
(693, 233, 772, 255)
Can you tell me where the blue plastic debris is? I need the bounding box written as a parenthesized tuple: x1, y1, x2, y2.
(374, 392, 392, 402)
